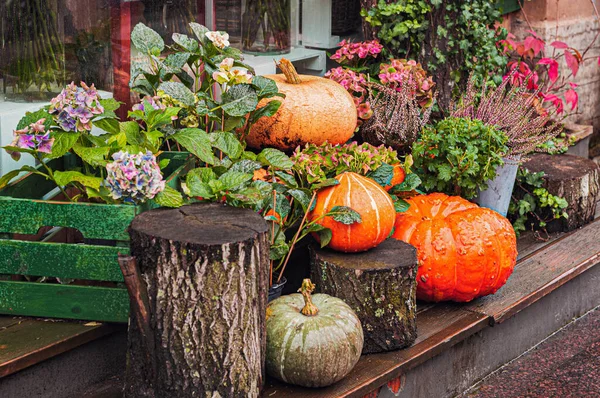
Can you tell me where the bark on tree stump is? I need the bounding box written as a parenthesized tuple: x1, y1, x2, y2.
(523, 153, 600, 232)
(309, 239, 418, 354)
(124, 203, 270, 398)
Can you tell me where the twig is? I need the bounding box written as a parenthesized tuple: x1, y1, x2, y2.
(117, 254, 156, 378)
(276, 192, 317, 283)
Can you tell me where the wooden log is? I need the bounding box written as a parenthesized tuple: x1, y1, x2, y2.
(309, 239, 418, 354)
(522, 153, 600, 232)
(125, 203, 270, 398)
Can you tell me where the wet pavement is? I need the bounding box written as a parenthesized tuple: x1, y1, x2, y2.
(466, 306, 600, 398)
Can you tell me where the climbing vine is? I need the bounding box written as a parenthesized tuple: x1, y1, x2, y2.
(362, 0, 508, 112)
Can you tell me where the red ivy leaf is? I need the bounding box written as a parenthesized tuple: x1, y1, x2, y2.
(524, 36, 545, 57)
(550, 41, 569, 49)
(538, 58, 560, 83)
(564, 50, 580, 76)
(565, 89, 579, 110)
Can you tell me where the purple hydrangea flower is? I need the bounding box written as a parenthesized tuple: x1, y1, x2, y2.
(105, 151, 165, 203)
(10, 119, 55, 158)
(49, 82, 104, 132)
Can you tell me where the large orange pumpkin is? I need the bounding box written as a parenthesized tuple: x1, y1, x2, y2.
(245, 59, 357, 151)
(309, 172, 395, 253)
(392, 193, 517, 302)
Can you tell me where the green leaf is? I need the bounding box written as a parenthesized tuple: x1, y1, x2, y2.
(99, 98, 121, 112)
(72, 143, 110, 167)
(390, 173, 422, 193)
(93, 118, 120, 135)
(317, 228, 333, 248)
(158, 82, 196, 106)
(159, 158, 170, 169)
(251, 76, 282, 98)
(16, 108, 53, 130)
(394, 198, 411, 213)
(311, 178, 340, 190)
(288, 189, 314, 211)
(120, 121, 144, 146)
(47, 132, 80, 159)
(328, 206, 362, 225)
(275, 171, 298, 188)
(154, 185, 184, 208)
(186, 167, 216, 198)
(171, 128, 216, 165)
(172, 33, 198, 52)
(257, 148, 293, 170)
(209, 131, 243, 160)
(0, 169, 22, 189)
(249, 101, 282, 124)
(131, 23, 164, 53)
(189, 22, 209, 42)
(107, 132, 127, 149)
(219, 170, 253, 191)
(221, 84, 259, 117)
(367, 163, 394, 187)
(53, 171, 103, 190)
(230, 159, 262, 174)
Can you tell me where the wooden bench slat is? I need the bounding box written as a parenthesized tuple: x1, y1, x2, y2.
(0, 282, 129, 323)
(0, 239, 126, 282)
(465, 218, 600, 323)
(263, 304, 489, 398)
(0, 318, 116, 378)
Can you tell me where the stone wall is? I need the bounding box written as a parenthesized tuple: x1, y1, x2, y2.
(505, 0, 600, 157)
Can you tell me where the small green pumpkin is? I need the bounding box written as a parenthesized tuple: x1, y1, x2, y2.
(266, 279, 364, 388)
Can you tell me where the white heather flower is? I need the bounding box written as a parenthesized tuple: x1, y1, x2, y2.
(206, 31, 230, 49)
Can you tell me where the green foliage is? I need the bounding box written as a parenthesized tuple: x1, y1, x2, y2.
(412, 117, 508, 199)
(128, 22, 282, 138)
(363, 0, 508, 106)
(508, 168, 568, 236)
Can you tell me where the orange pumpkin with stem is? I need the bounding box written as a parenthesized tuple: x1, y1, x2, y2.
(245, 59, 357, 151)
(392, 193, 517, 302)
(309, 172, 396, 253)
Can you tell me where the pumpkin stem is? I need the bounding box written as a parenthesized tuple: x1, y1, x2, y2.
(277, 59, 302, 84)
(299, 279, 319, 316)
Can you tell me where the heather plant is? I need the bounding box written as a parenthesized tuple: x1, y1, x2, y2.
(360, 82, 434, 153)
(325, 39, 435, 123)
(450, 73, 563, 159)
(412, 117, 508, 199)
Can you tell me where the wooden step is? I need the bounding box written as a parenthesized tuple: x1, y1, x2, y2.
(0, 317, 126, 398)
(263, 204, 600, 397)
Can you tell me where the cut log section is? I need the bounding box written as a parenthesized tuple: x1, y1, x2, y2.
(523, 154, 600, 232)
(124, 203, 269, 398)
(310, 239, 418, 354)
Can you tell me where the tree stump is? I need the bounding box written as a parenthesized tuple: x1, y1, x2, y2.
(309, 239, 418, 354)
(124, 203, 269, 398)
(522, 154, 600, 232)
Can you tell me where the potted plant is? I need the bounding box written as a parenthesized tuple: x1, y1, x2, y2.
(449, 74, 563, 216)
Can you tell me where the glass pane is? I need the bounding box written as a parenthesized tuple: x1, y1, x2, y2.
(0, 0, 113, 102)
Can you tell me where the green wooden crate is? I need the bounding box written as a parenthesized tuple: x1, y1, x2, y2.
(0, 152, 193, 323)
